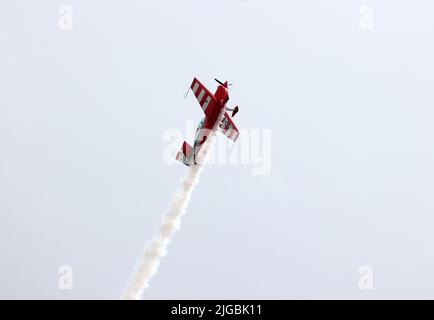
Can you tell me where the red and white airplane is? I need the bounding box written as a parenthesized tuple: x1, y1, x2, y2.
(176, 78, 240, 166)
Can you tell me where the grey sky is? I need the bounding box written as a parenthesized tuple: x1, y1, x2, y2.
(1, 0, 434, 299)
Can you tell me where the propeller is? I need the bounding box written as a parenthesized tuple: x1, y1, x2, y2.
(214, 78, 233, 88)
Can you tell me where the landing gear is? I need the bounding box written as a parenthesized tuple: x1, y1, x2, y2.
(226, 105, 239, 117)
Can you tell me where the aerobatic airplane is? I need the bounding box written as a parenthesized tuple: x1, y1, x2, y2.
(176, 78, 240, 166)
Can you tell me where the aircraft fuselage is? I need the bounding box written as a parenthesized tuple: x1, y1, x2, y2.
(192, 85, 229, 157)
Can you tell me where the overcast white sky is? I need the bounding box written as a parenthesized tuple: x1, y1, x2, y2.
(1, 0, 434, 299)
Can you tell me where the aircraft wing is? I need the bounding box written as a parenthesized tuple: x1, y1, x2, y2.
(190, 78, 217, 118)
(219, 112, 240, 142)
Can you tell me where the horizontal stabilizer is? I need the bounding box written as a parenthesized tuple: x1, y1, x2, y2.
(176, 141, 194, 166)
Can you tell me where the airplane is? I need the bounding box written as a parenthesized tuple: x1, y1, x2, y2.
(176, 77, 240, 166)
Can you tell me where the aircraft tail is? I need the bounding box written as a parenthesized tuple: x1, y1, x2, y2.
(176, 141, 194, 166)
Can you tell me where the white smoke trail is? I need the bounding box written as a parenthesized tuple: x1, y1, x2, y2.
(123, 109, 225, 300)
